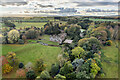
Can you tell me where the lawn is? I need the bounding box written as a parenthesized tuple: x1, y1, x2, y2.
(101, 40, 118, 78)
(40, 40, 59, 45)
(2, 44, 62, 71)
(40, 35, 50, 41)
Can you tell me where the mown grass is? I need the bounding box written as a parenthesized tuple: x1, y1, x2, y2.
(101, 40, 118, 78)
(2, 44, 62, 71)
(40, 35, 50, 40)
(40, 40, 59, 45)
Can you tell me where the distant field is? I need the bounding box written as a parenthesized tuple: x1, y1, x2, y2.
(101, 41, 118, 78)
(1, 22, 47, 29)
(14, 22, 47, 29)
(1, 18, 60, 29)
(2, 44, 62, 71)
(89, 18, 118, 22)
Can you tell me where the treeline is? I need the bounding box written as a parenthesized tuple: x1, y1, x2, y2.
(84, 16, 120, 19)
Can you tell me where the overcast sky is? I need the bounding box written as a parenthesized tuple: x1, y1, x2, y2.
(0, 0, 119, 16)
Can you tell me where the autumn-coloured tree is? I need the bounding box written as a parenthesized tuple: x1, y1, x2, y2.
(8, 29, 20, 43)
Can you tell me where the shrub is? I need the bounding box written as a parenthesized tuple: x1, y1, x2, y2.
(0, 56, 8, 66)
(7, 52, 18, 66)
(18, 39, 24, 44)
(16, 69, 26, 78)
(7, 52, 16, 59)
(35, 59, 46, 73)
(25, 29, 38, 39)
(106, 40, 112, 46)
(2, 64, 13, 74)
(1, 27, 9, 33)
(26, 71, 36, 79)
(19, 63, 24, 69)
(40, 70, 51, 79)
(22, 35, 26, 42)
(8, 29, 20, 43)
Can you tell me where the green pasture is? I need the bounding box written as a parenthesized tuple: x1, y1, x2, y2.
(2, 44, 62, 71)
(89, 18, 118, 22)
(101, 40, 118, 78)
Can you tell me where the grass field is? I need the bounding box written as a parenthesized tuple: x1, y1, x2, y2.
(1, 22, 47, 29)
(15, 22, 47, 29)
(2, 44, 62, 71)
(101, 40, 118, 78)
(89, 18, 118, 22)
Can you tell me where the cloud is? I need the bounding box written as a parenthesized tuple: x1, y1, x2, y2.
(74, 2, 118, 6)
(0, 0, 27, 6)
(37, 4, 53, 8)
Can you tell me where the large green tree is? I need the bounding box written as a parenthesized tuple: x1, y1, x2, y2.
(71, 47, 85, 59)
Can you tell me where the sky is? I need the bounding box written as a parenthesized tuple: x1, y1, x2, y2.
(0, 0, 119, 16)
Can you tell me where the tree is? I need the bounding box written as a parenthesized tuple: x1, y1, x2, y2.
(78, 37, 101, 53)
(8, 29, 20, 43)
(26, 71, 36, 80)
(50, 64, 60, 77)
(77, 22, 89, 30)
(57, 54, 67, 67)
(66, 72, 76, 79)
(75, 58, 93, 79)
(72, 58, 84, 69)
(65, 24, 81, 42)
(86, 22, 95, 37)
(90, 61, 100, 78)
(76, 71, 90, 79)
(4, 20, 16, 28)
(35, 59, 46, 73)
(59, 61, 73, 76)
(25, 29, 38, 39)
(71, 47, 85, 59)
(44, 22, 61, 35)
(91, 27, 108, 43)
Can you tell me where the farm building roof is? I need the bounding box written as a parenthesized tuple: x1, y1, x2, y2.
(63, 39, 73, 44)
